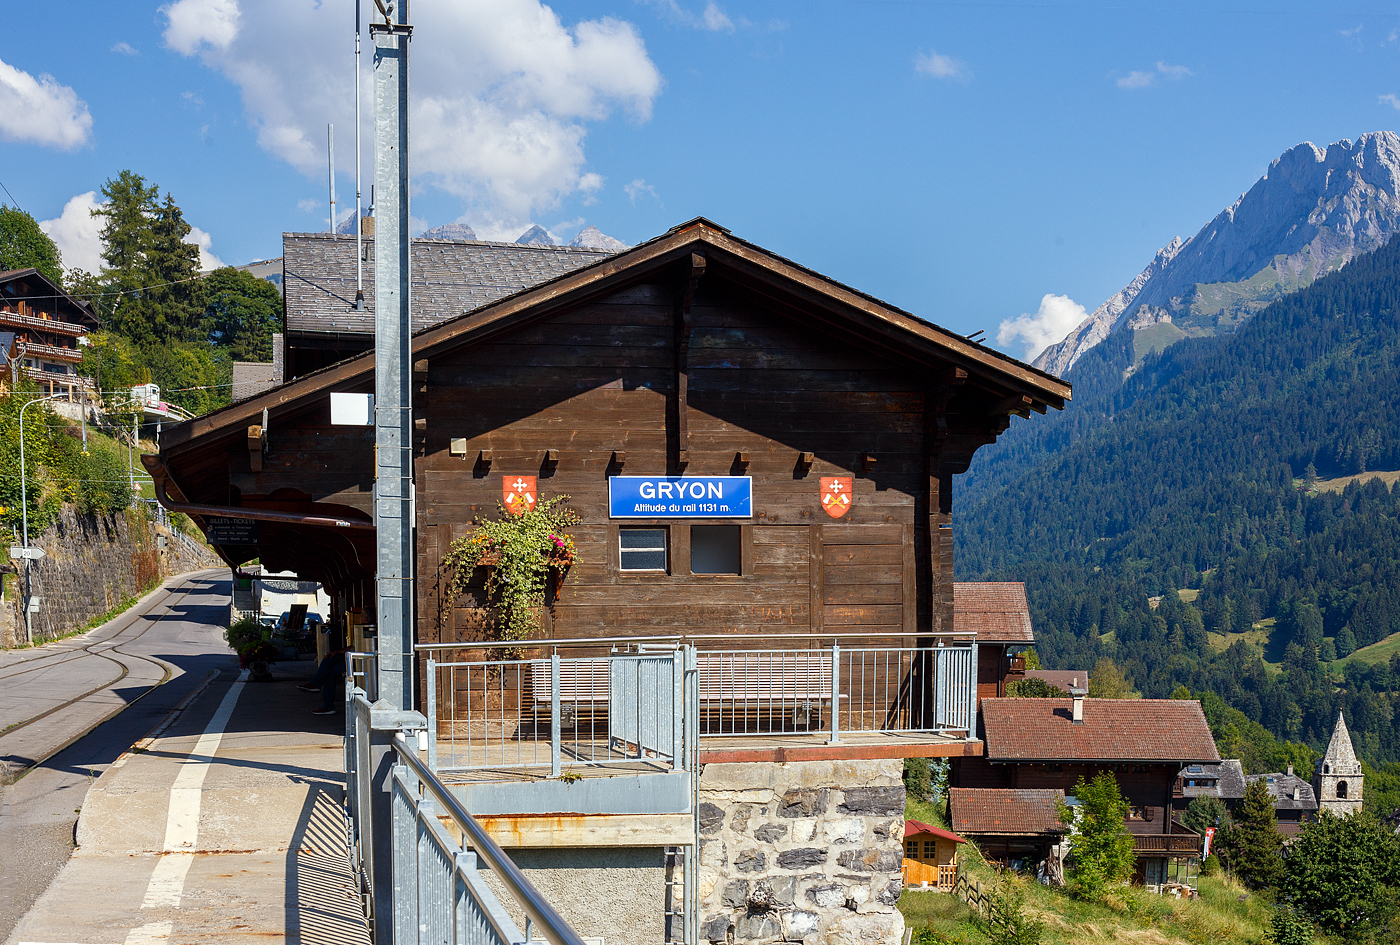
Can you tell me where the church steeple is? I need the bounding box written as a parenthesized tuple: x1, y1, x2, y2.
(1313, 711, 1363, 817)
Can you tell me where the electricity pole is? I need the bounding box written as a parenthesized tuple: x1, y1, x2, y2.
(372, 0, 413, 714)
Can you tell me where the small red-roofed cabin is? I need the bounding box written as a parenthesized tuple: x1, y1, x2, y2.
(954, 582, 1034, 703)
(902, 820, 964, 890)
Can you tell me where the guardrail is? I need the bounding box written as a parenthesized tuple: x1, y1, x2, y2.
(344, 659, 586, 945)
(421, 638, 976, 774)
(428, 647, 690, 776)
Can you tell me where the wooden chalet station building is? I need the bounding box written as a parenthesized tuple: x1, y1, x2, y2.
(150, 219, 1071, 944)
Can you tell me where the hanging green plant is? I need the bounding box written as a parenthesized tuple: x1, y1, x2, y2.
(441, 494, 580, 641)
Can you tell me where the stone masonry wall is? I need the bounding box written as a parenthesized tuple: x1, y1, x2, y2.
(697, 760, 906, 945)
(2, 505, 222, 646)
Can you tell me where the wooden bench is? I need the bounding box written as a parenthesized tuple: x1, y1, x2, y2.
(526, 652, 841, 729)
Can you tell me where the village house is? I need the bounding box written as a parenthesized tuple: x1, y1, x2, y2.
(0, 268, 99, 399)
(951, 687, 1219, 891)
(148, 217, 1070, 944)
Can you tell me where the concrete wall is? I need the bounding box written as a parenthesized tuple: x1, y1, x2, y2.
(478, 846, 667, 945)
(697, 760, 906, 945)
(2, 505, 222, 646)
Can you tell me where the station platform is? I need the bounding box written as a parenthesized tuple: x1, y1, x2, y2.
(7, 665, 369, 945)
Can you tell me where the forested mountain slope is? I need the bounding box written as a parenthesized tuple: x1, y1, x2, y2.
(955, 234, 1400, 763)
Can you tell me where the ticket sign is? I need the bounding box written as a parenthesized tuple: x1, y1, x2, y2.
(609, 476, 752, 519)
(206, 516, 259, 545)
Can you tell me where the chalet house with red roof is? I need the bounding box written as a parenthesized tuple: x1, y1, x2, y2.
(952, 689, 1219, 891)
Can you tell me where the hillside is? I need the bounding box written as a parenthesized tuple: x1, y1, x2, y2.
(955, 231, 1400, 763)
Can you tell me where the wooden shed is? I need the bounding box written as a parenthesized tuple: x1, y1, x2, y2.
(902, 820, 964, 890)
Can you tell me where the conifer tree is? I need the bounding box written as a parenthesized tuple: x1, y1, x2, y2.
(1057, 772, 1135, 901)
(1224, 778, 1282, 889)
(93, 170, 158, 340)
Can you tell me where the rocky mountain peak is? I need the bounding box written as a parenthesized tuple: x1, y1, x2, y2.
(515, 224, 555, 246)
(420, 222, 478, 241)
(568, 224, 629, 251)
(1033, 131, 1400, 376)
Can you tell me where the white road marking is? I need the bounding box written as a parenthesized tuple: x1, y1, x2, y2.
(131, 670, 248, 931)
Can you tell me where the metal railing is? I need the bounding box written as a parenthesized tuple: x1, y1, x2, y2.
(344, 660, 586, 945)
(428, 647, 690, 776)
(420, 637, 976, 771)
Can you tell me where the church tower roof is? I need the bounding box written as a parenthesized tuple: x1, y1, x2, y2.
(1321, 710, 1360, 772)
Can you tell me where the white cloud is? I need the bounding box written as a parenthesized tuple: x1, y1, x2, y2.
(625, 178, 658, 204)
(996, 294, 1088, 361)
(0, 57, 92, 150)
(111, 42, 139, 56)
(1340, 24, 1363, 38)
(39, 193, 106, 275)
(915, 50, 970, 81)
(297, 197, 320, 212)
(186, 226, 224, 271)
(1380, 93, 1400, 110)
(1117, 61, 1192, 89)
(646, 0, 736, 32)
(161, 0, 240, 55)
(703, 2, 735, 32)
(164, 0, 661, 237)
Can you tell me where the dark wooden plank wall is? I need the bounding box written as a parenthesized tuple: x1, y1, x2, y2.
(953, 759, 1179, 835)
(413, 280, 941, 649)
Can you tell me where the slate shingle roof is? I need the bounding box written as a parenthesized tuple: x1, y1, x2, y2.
(954, 582, 1034, 643)
(1178, 759, 1246, 800)
(1249, 772, 1318, 811)
(980, 698, 1220, 763)
(950, 788, 1066, 836)
(282, 232, 615, 335)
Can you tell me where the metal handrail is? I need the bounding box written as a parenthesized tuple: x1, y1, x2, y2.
(417, 630, 976, 652)
(391, 737, 588, 945)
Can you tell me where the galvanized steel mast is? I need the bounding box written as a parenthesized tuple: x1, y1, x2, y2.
(371, 0, 413, 711)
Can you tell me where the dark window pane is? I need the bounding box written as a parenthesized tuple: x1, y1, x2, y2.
(691, 525, 740, 574)
(620, 528, 666, 551)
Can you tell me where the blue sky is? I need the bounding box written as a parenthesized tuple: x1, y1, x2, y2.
(5, 1, 1400, 359)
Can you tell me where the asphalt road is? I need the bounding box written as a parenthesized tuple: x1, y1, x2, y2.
(0, 570, 241, 942)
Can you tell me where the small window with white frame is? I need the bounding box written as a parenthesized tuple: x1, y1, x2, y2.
(619, 527, 667, 572)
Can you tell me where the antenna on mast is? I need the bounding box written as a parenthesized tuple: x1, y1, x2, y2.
(327, 123, 336, 233)
(354, 0, 365, 310)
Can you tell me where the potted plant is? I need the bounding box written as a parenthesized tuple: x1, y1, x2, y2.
(441, 495, 579, 642)
(225, 614, 279, 681)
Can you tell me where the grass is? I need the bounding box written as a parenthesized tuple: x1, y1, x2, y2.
(1311, 469, 1400, 495)
(899, 795, 1288, 945)
(1334, 629, 1400, 668)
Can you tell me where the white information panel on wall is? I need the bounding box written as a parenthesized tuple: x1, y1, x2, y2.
(608, 476, 752, 518)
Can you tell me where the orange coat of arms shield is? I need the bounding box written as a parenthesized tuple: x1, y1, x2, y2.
(503, 475, 538, 517)
(820, 476, 853, 519)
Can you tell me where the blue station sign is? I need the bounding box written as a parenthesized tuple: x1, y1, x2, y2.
(608, 476, 753, 519)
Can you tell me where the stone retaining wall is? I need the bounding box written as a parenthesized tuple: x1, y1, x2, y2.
(697, 759, 906, 945)
(2, 505, 222, 646)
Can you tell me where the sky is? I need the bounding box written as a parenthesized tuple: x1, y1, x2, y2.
(5, 1, 1400, 361)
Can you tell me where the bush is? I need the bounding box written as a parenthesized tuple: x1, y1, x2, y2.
(1276, 811, 1400, 939)
(1058, 771, 1136, 901)
(1005, 677, 1063, 698)
(1200, 854, 1222, 877)
(976, 874, 1044, 945)
(1269, 905, 1313, 945)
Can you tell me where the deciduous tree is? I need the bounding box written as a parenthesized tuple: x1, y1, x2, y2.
(0, 206, 63, 283)
(1057, 771, 1135, 901)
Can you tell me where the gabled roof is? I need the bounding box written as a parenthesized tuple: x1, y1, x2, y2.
(163, 217, 1071, 453)
(950, 788, 1066, 836)
(283, 232, 614, 336)
(1178, 759, 1246, 800)
(955, 582, 1034, 643)
(0, 268, 100, 327)
(904, 820, 965, 844)
(980, 698, 1220, 764)
(1248, 772, 1318, 811)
